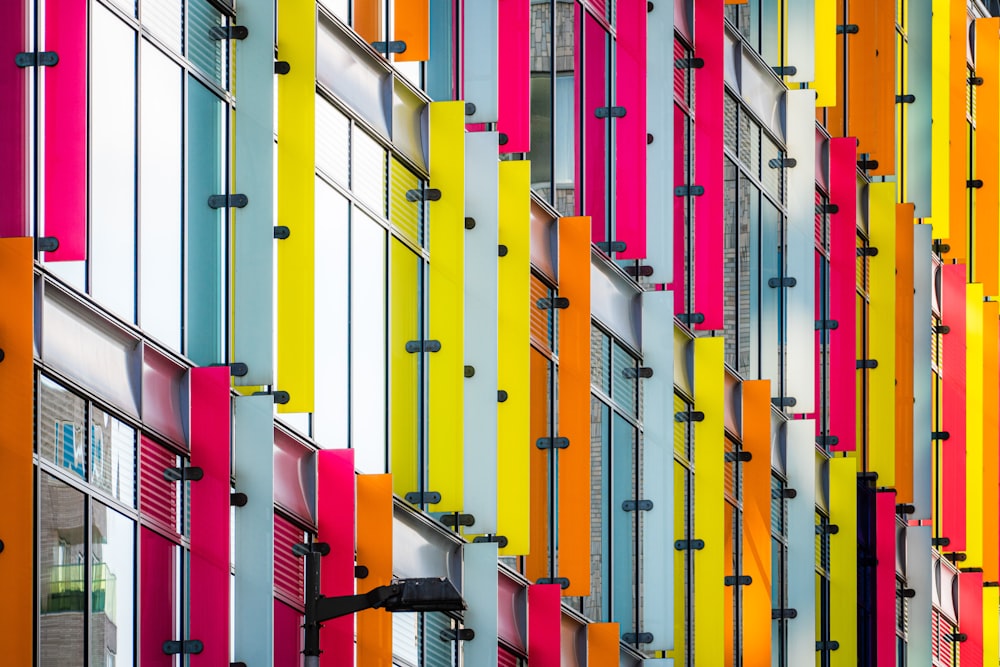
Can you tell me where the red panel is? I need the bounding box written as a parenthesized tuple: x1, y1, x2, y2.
(828, 137, 857, 451)
(44, 0, 87, 261)
(614, 0, 646, 259)
(528, 584, 561, 666)
(692, 0, 723, 329)
(318, 449, 355, 667)
(0, 1, 27, 237)
(274, 599, 304, 667)
(942, 264, 967, 551)
(585, 13, 607, 242)
(274, 515, 305, 607)
(139, 436, 179, 536)
(189, 367, 231, 666)
(497, 0, 530, 153)
(140, 527, 177, 667)
(875, 491, 896, 666)
(960, 571, 984, 667)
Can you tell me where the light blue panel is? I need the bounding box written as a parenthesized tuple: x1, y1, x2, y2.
(761, 0, 782, 68)
(784, 419, 816, 666)
(233, 0, 274, 386)
(646, 0, 674, 282)
(784, 89, 816, 413)
(905, 0, 933, 218)
(642, 661, 674, 666)
(786, 0, 815, 83)
(759, 198, 781, 394)
(912, 224, 933, 519)
(640, 289, 674, 652)
(233, 395, 274, 663)
(462, 542, 498, 667)
(905, 526, 932, 667)
(612, 413, 636, 633)
(464, 132, 499, 534)
(427, 0, 454, 102)
(463, 0, 498, 122)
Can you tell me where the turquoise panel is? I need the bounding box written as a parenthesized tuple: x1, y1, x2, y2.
(647, 0, 674, 283)
(906, 1, 933, 218)
(463, 0, 498, 122)
(905, 526, 932, 667)
(912, 224, 933, 519)
(462, 542, 499, 666)
(784, 419, 816, 666)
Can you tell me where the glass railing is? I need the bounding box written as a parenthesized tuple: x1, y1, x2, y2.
(42, 563, 117, 623)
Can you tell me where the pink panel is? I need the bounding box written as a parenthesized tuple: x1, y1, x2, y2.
(275, 599, 304, 667)
(528, 584, 561, 666)
(318, 449, 355, 667)
(585, 13, 607, 242)
(140, 527, 177, 667)
(498, 572, 526, 651)
(497, 0, 530, 153)
(670, 103, 687, 313)
(274, 429, 316, 524)
(0, 0, 27, 238)
(828, 138, 857, 452)
(942, 263, 967, 551)
(960, 571, 984, 667)
(189, 367, 231, 666)
(875, 492, 896, 666)
(141, 348, 188, 447)
(692, 0, 723, 329)
(44, 0, 87, 261)
(614, 0, 647, 259)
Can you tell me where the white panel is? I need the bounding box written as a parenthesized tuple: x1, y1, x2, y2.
(641, 290, 674, 651)
(783, 89, 817, 413)
(647, 0, 674, 282)
(906, 526, 933, 667)
(786, 0, 816, 82)
(464, 132, 500, 533)
(785, 419, 816, 665)
(462, 542, 499, 666)
(913, 225, 933, 519)
(463, 0, 498, 122)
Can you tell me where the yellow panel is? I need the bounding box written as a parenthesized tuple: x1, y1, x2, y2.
(927, 0, 950, 238)
(966, 283, 984, 569)
(0, 238, 34, 665)
(814, 0, 836, 106)
(357, 474, 393, 666)
(390, 239, 421, 499)
(668, 457, 688, 664)
(693, 337, 724, 666)
(984, 587, 999, 667)
(829, 456, 858, 667)
(868, 182, 896, 485)
(497, 160, 531, 555)
(427, 101, 466, 512)
(984, 301, 1000, 581)
(276, 0, 316, 413)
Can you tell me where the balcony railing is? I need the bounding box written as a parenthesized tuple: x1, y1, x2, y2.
(41, 563, 117, 623)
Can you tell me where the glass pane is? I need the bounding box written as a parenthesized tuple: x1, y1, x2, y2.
(316, 94, 350, 187)
(611, 342, 638, 417)
(761, 133, 784, 204)
(187, 0, 226, 85)
(528, 0, 555, 200)
(591, 324, 611, 394)
(350, 209, 387, 473)
(38, 376, 88, 481)
(91, 504, 135, 666)
(585, 397, 610, 622)
(142, 0, 182, 51)
(723, 158, 738, 369)
(612, 413, 636, 633)
(352, 127, 388, 217)
(424, 612, 457, 666)
(139, 40, 183, 350)
(91, 6, 137, 322)
(91, 406, 137, 507)
(39, 473, 86, 667)
(389, 158, 423, 246)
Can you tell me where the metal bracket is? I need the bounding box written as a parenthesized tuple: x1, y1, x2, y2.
(464, 102, 477, 116)
(226, 362, 249, 377)
(772, 66, 797, 76)
(208, 194, 248, 209)
(815, 320, 839, 330)
(674, 57, 705, 69)
(931, 537, 951, 547)
(674, 411, 705, 422)
(932, 431, 950, 441)
(895, 94, 916, 104)
(836, 23, 859, 34)
(816, 523, 839, 535)
(536, 297, 570, 309)
(274, 61, 291, 75)
(625, 265, 654, 277)
(163, 640, 204, 655)
(498, 133, 509, 146)
(595, 241, 627, 253)
(767, 157, 797, 169)
(771, 396, 797, 407)
(164, 466, 204, 482)
(440, 513, 476, 527)
(536, 437, 570, 450)
(771, 609, 798, 619)
(816, 641, 840, 651)
(473, 535, 509, 548)
(932, 241, 951, 254)
(36, 237, 60, 253)
(230, 492, 248, 507)
(210, 25, 249, 40)
(464, 366, 475, 378)
(353, 565, 369, 579)
(498, 244, 508, 257)
(252, 390, 290, 404)
(273, 226, 290, 239)
(944, 552, 967, 562)
(969, 76, 985, 86)
(985, 581, 1000, 588)
(464, 217, 476, 229)
(724, 575, 752, 586)
(595, 106, 627, 118)
(857, 157, 879, 171)
(724, 451, 753, 463)
(406, 188, 442, 202)
(674, 539, 705, 551)
(856, 246, 879, 257)
(856, 359, 878, 369)
(15, 51, 59, 67)
(816, 435, 839, 447)
(439, 628, 475, 641)
(898, 588, 916, 598)
(623, 633, 654, 644)
(968, 179, 984, 189)
(816, 203, 839, 215)
(896, 503, 916, 515)
(622, 499, 654, 512)
(945, 633, 969, 643)
(779, 488, 798, 499)
(537, 577, 570, 589)
(497, 390, 508, 402)
(405, 340, 442, 353)
(292, 542, 331, 557)
(404, 491, 441, 505)
(677, 312, 705, 325)
(372, 40, 407, 54)
(623, 367, 654, 379)
(674, 185, 705, 197)
(858, 471, 879, 482)
(768, 277, 797, 288)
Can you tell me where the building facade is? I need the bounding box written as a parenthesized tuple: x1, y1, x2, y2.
(2, 0, 999, 665)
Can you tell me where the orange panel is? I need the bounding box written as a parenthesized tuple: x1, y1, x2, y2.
(557, 216, 592, 597)
(394, 0, 429, 61)
(944, 4, 968, 260)
(0, 237, 33, 665)
(526, 349, 550, 582)
(974, 19, 1000, 294)
(984, 301, 999, 581)
(847, 0, 895, 173)
(741, 380, 772, 665)
(353, 0, 383, 44)
(587, 623, 620, 666)
(895, 205, 915, 503)
(357, 474, 393, 666)
(827, 0, 846, 135)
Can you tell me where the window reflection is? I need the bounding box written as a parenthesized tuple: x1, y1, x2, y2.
(91, 406, 137, 507)
(39, 473, 86, 667)
(38, 376, 88, 481)
(90, 504, 135, 667)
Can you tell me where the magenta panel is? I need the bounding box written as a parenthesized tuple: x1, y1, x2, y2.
(614, 0, 647, 259)
(942, 263, 967, 551)
(528, 584, 561, 666)
(692, 0, 723, 329)
(188, 367, 231, 666)
(497, 0, 530, 153)
(274, 428, 316, 524)
(318, 449, 355, 667)
(585, 12, 607, 242)
(0, 0, 27, 238)
(671, 102, 687, 312)
(140, 527, 177, 667)
(875, 492, 896, 666)
(44, 0, 87, 261)
(960, 571, 984, 667)
(498, 572, 526, 651)
(141, 347, 188, 448)
(828, 137, 857, 452)
(274, 599, 304, 667)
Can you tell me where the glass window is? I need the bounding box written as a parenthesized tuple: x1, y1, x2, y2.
(186, 0, 227, 86)
(316, 94, 351, 187)
(38, 376, 88, 481)
(390, 158, 424, 247)
(91, 406, 137, 507)
(39, 473, 86, 667)
(611, 341, 637, 417)
(142, 0, 183, 51)
(90, 504, 136, 666)
(352, 127, 389, 217)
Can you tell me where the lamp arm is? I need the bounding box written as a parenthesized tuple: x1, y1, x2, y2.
(313, 584, 402, 622)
